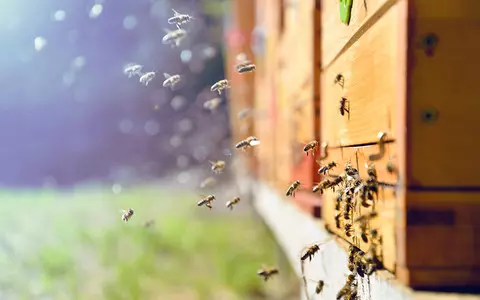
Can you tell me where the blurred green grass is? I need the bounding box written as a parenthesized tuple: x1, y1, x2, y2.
(0, 185, 294, 300)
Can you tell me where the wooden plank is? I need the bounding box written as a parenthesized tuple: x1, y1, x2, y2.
(321, 3, 401, 147)
(320, 145, 398, 272)
(407, 0, 480, 187)
(321, 0, 396, 68)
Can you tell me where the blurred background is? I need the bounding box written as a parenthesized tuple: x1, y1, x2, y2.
(0, 0, 298, 299)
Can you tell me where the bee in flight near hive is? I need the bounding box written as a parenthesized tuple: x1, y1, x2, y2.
(121, 208, 134, 223)
(339, 97, 350, 117)
(203, 97, 222, 112)
(143, 219, 155, 228)
(162, 73, 181, 90)
(197, 195, 216, 209)
(334, 73, 345, 88)
(210, 79, 230, 95)
(300, 242, 324, 262)
(256, 265, 279, 281)
(318, 161, 337, 175)
(237, 107, 252, 119)
(234, 54, 256, 74)
(162, 28, 187, 48)
(124, 64, 143, 78)
(303, 140, 319, 156)
(226, 196, 241, 210)
(312, 179, 332, 194)
(199, 176, 216, 189)
(168, 9, 194, 29)
(235, 136, 260, 150)
(286, 180, 301, 197)
(209, 160, 226, 174)
(139, 71, 156, 86)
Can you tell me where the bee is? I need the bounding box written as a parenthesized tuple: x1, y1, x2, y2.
(300, 244, 320, 261)
(121, 208, 134, 223)
(344, 162, 359, 177)
(303, 140, 319, 156)
(237, 108, 252, 119)
(386, 159, 397, 174)
(124, 64, 143, 78)
(162, 73, 181, 89)
(315, 280, 325, 294)
(337, 274, 357, 300)
(210, 79, 231, 95)
(256, 266, 279, 281)
(334, 73, 345, 88)
(143, 219, 155, 228)
(199, 176, 216, 189)
(162, 28, 187, 48)
(354, 211, 378, 224)
(334, 212, 342, 229)
(168, 9, 194, 29)
(286, 180, 301, 197)
(345, 223, 354, 237)
(318, 161, 337, 175)
(335, 194, 343, 211)
(339, 97, 350, 117)
(139, 71, 156, 86)
(197, 195, 215, 209)
(235, 136, 260, 150)
(226, 196, 240, 210)
(330, 175, 345, 191)
(203, 97, 222, 111)
(366, 163, 377, 179)
(344, 202, 353, 220)
(312, 179, 331, 194)
(235, 60, 256, 73)
(209, 160, 226, 174)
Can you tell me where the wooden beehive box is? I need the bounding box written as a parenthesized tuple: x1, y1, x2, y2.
(276, 0, 323, 216)
(320, 0, 480, 289)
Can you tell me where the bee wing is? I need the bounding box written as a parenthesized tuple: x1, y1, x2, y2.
(172, 9, 180, 16)
(163, 73, 171, 79)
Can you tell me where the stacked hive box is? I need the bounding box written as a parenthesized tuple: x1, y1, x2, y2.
(320, 0, 480, 289)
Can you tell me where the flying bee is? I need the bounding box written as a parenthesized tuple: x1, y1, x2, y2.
(162, 28, 187, 47)
(162, 73, 181, 89)
(203, 97, 222, 111)
(235, 60, 256, 73)
(139, 71, 156, 86)
(235, 136, 260, 150)
(226, 196, 240, 210)
(304, 278, 326, 295)
(209, 160, 226, 174)
(330, 175, 345, 191)
(303, 140, 319, 156)
(197, 195, 215, 209)
(124, 64, 143, 78)
(256, 266, 279, 281)
(345, 223, 354, 237)
(318, 161, 337, 175)
(199, 176, 216, 189)
(168, 9, 194, 29)
(121, 208, 134, 223)
(334, 73, 345, 88)
(143, 219, 155, 228)
(339, 97, 350, 117)
(210, 79, 230, 95)
(286, 180, 301, 197)
(237, 108, 252, 119)
(300, 244, 321, 262)
(312, 179, 332, 194)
